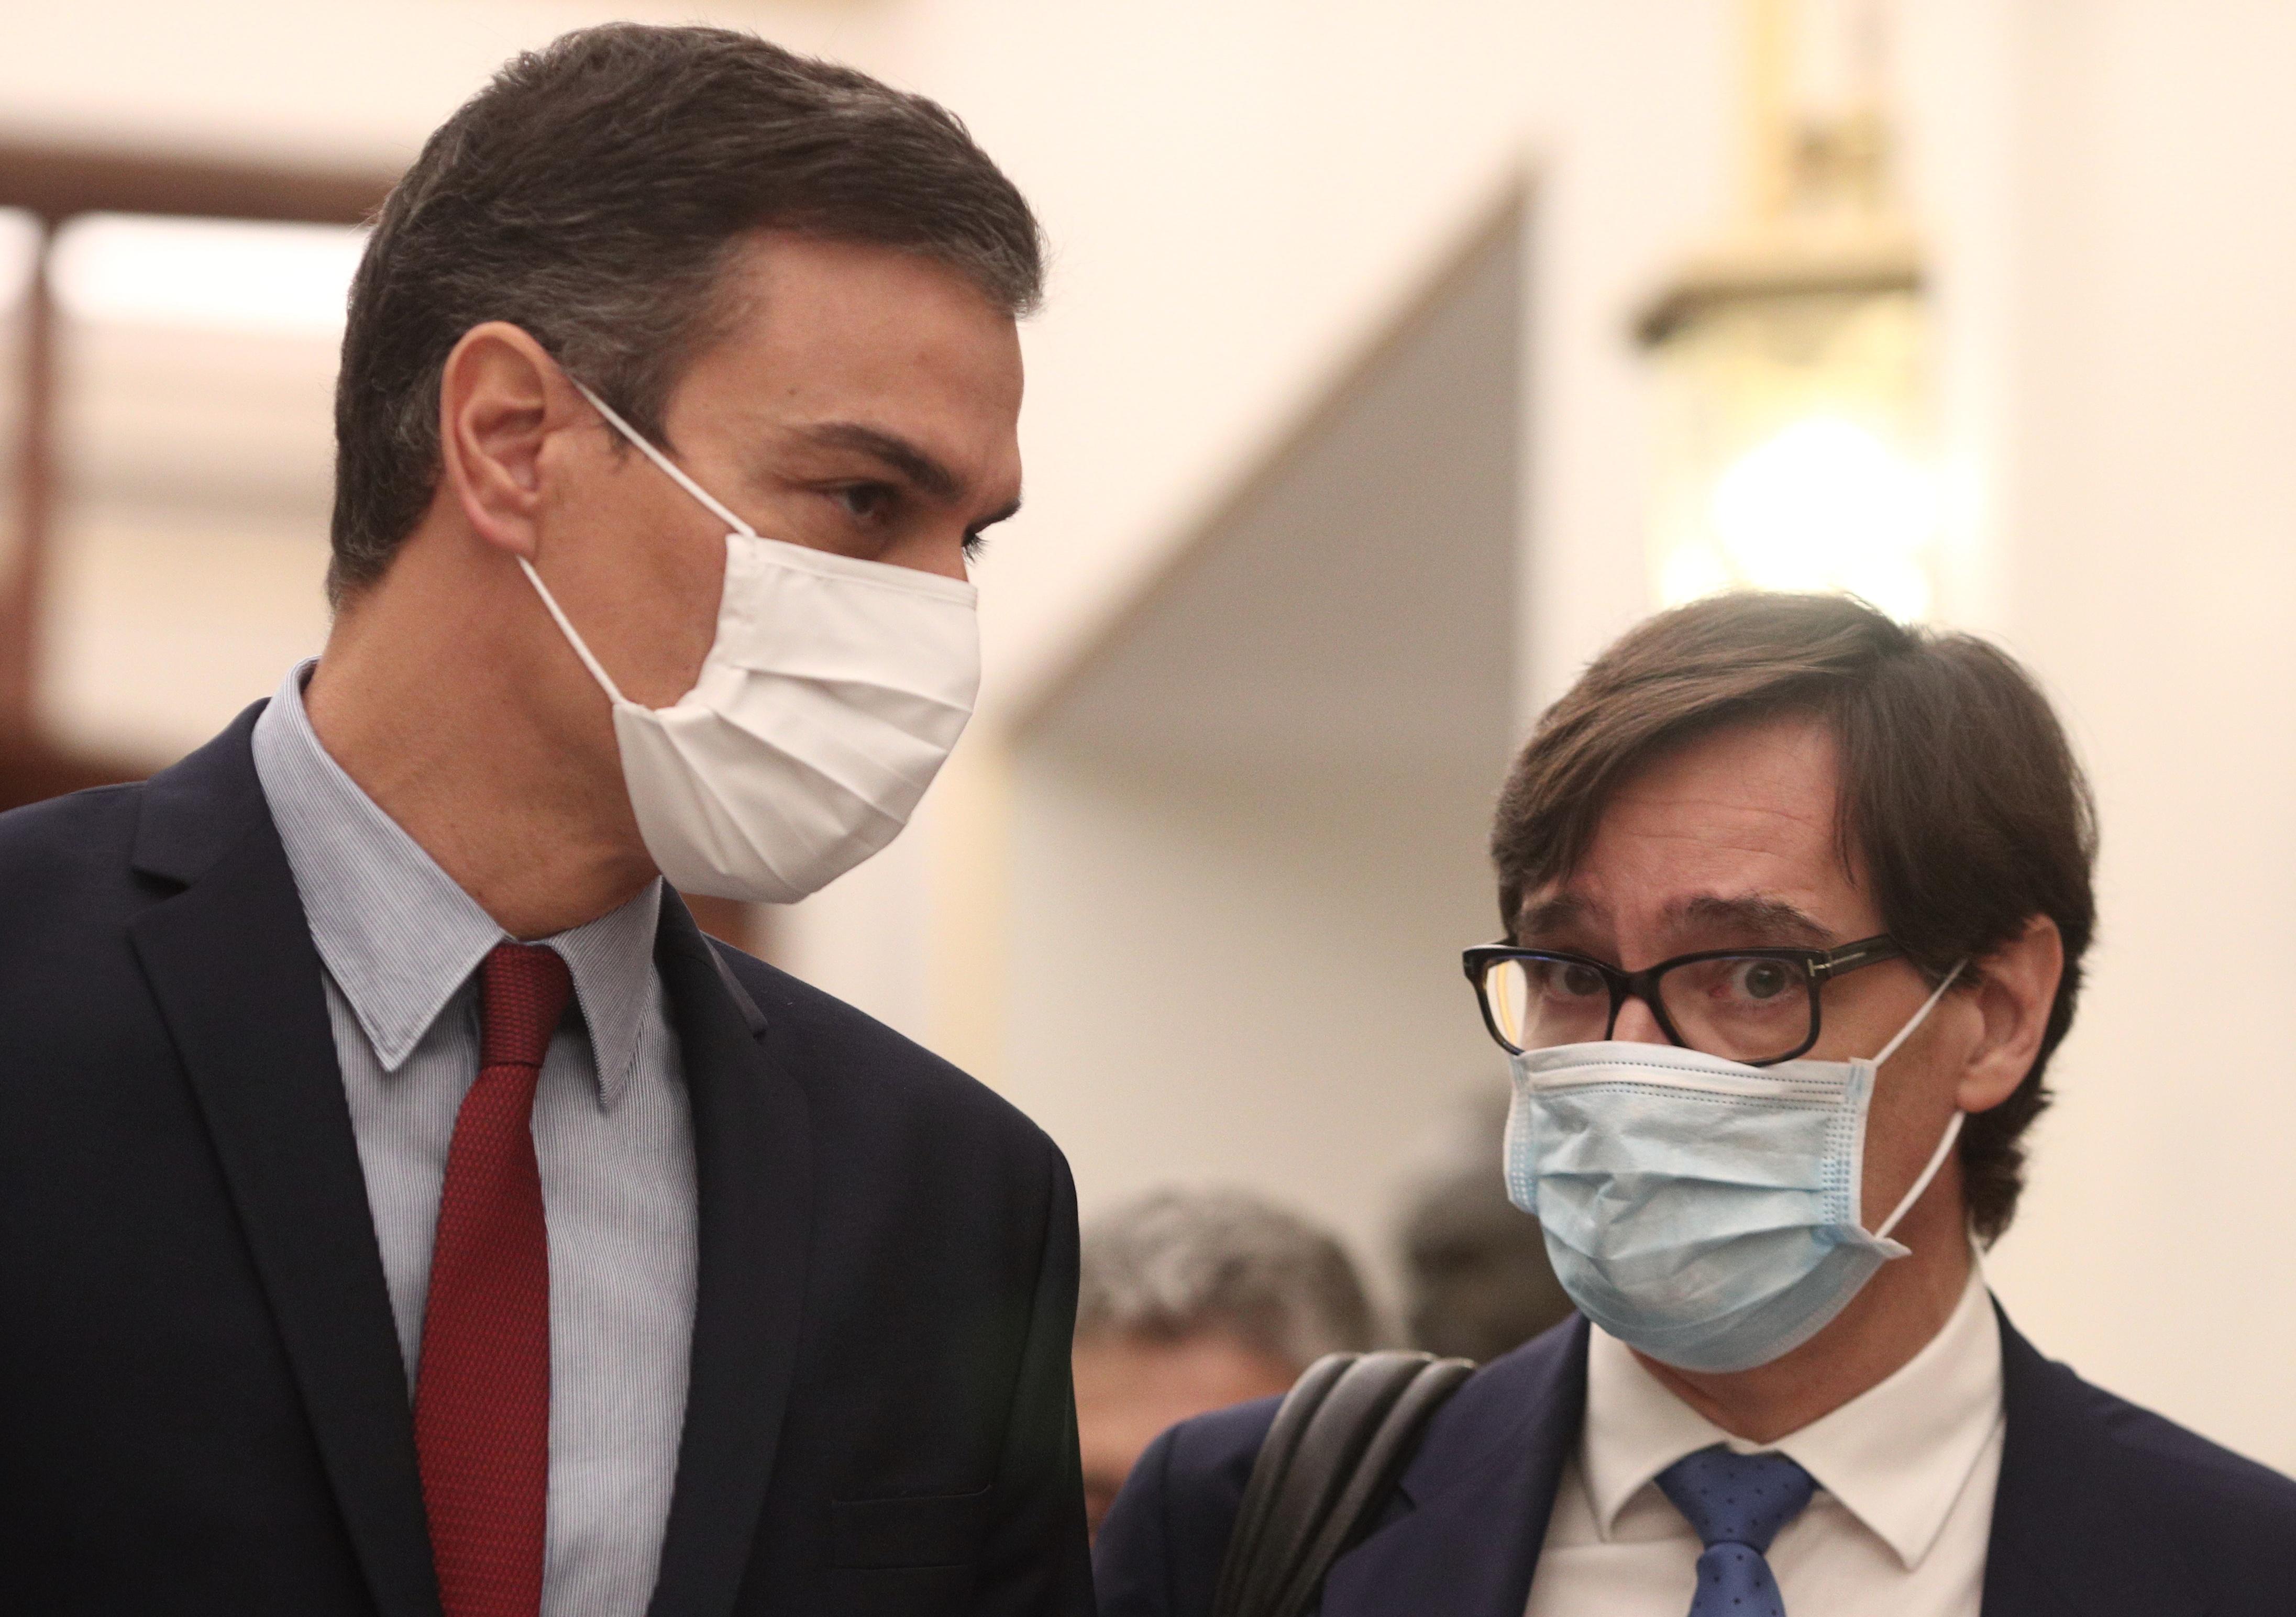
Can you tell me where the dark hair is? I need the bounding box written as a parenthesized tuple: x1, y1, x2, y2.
(1490, 593, 2096, 1243)
(329, 23, 1044, 602)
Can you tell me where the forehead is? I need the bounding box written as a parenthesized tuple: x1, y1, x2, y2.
(1522, 713, 1874, 937)
(669, 231, 1024, 466)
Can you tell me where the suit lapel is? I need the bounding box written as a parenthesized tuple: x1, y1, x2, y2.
(644, 900, 814, 1617)
(1981, 1305, 2203, 1617)
(127, 711, 442, 1617)
(1321, 1318, 1589, 1617)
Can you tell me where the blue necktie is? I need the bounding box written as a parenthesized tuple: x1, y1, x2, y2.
(1654, 1445, 1817, 1617)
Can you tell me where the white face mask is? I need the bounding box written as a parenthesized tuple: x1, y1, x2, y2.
(520, 382, 980, 904)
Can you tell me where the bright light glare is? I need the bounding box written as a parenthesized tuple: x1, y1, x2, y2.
(50, 213, 366, 337)
(1702, 416, 1936, 619)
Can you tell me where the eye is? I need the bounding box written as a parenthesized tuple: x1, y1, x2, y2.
(1528, 960, 1607, 1002)
(833, 482, 898, 524)
(1561, 963, 1607, 999)
(1729, 960, 1796, 1002)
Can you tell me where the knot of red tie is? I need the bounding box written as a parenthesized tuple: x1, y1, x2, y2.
(480, 942, 573, 1070)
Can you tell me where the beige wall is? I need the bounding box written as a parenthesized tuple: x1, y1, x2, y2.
(998, 209, 1524, 1286)
(1978, 0, 2296, 1470)
(42, 317, 336, 757)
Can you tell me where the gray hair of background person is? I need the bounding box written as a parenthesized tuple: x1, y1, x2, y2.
(1395, 1090, 1574, 1364)
(330, 23, 1045, 604)
(1077, 1188, 1378, 1370)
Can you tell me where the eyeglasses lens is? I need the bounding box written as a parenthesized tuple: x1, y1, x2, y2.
(1653, 956, 1812, 1063)
(1481, 957, 1611, 1051)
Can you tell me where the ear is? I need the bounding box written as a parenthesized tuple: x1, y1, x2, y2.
(1956, 915, 2065, 1114)
(436, 322, 583, 562)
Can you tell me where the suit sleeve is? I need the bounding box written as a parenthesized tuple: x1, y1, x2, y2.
(969, 1140, 1097, 1617)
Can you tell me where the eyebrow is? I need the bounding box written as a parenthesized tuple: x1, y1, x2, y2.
(794, 418, 1025, 524)
(1668, 894, 1836, 947)
(1510, 892, 1836, 950)
(1514, 894, 1591, 940)
(797, 420, 962, 501)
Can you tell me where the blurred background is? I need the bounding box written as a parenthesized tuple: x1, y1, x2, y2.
(4, 0, 2293, 1469)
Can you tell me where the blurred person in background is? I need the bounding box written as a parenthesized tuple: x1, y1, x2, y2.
(1396, 1089, 1574, 1364)
(1074, 1188, 1376, 1540)
(0, 24, 1092, 1617)
(1098, 593, 2296, 1617)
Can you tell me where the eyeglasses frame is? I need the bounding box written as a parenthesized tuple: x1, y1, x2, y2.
(1461, 934, 1906, 1067)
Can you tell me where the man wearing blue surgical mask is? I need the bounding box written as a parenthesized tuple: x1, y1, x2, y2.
(1096, 592, 2296, 1617)
(0, 24, 1092, 1617)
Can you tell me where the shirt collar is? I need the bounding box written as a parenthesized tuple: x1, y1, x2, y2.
(250, 660, 662, 1106)
(1580, 1254, 2003, 1570)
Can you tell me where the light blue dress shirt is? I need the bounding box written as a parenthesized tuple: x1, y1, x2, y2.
(251, 661, 697, 1617)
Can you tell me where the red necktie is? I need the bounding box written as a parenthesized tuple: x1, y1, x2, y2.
(415, 942, 571, 1617)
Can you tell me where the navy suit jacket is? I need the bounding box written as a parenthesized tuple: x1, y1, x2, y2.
(0, 705, 1096, 1617)
(1096, 1310, 2296, 1616)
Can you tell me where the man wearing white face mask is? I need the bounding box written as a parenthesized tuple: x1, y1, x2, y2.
(1096, 593, 2296, 1617)
(0, 24, 1094, 1617)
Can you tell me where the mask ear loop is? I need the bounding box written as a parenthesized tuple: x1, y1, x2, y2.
(568, 379, 759, 538)
(1870, 960, 1969, 1243)
(517, 558, 630, 707)
(515, 374, 758, 711)
(1874, 1112, 1964, 1243)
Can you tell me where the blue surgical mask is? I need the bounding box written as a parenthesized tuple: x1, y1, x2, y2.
(1503, 966, 1964, 1374)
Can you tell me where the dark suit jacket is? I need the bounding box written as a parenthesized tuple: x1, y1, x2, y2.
(0, 705, 1097, 1617)
(1097, 1309, 2296, 1616)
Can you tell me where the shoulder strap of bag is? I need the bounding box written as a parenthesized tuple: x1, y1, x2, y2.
(1208, 1349, 1475, 1617)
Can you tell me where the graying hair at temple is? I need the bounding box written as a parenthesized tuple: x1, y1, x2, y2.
(1076, 1188, 1376, 1371)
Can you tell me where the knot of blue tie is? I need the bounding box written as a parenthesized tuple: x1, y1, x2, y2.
(1654, 1445, 1816, 1617)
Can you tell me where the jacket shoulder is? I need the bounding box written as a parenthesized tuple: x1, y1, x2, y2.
(1095, 1317, 1588, 1617)
(1999, 1319, 2296, 1610)
(2080, 1370, 2296, 1537)
(1094, 1394, 1283, 1617)
(0, 782, 148, 917)
(0, 703, 267, 920)
(0, 778, 141, 855)
(705, 936, 1058, 1162)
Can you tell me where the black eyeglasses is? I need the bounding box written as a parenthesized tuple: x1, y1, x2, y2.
(1461, 935, 1904, 1067)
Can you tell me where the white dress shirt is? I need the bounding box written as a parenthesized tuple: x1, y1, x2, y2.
(251, 662, 697, 1617)
(1525, 1257, 2004, 1616)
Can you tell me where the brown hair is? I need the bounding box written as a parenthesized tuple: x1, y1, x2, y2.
(1491, 593, 2096, 1242)
(329, 23, 1044, 602)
